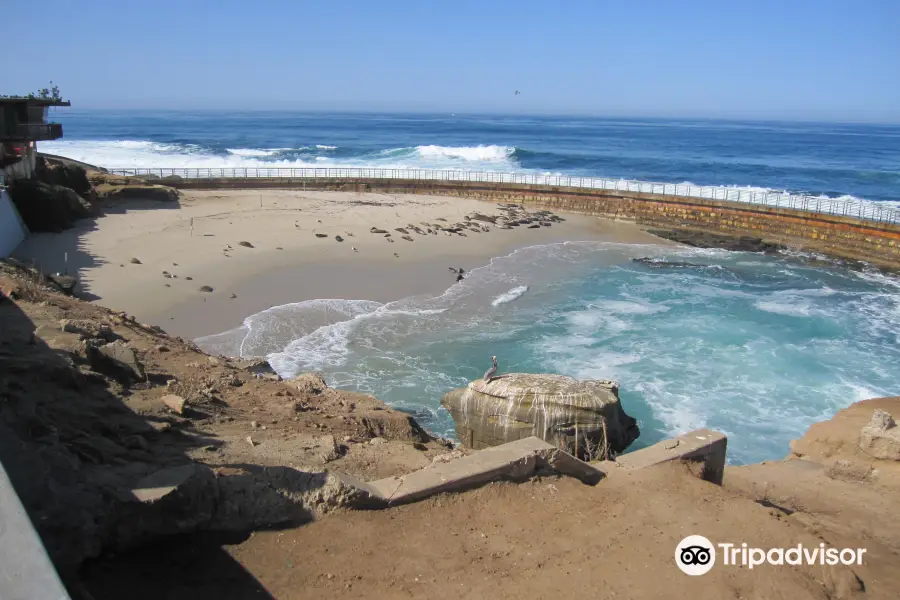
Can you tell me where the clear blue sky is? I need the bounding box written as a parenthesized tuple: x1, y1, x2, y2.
(6, 0, 899, 121)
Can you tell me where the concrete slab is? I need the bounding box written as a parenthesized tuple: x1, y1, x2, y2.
(364, 437, 605, 506)
(603, 428, 728, 484)
(0, 460, 71, 600)
(334, 431, 726, 508)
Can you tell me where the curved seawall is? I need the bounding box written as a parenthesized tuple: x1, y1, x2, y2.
(140, 175, 900, 270)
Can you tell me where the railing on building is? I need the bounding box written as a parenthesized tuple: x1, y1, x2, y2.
(108, 167, 900, 225)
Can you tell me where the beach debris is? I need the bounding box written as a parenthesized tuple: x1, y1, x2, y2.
(387, 237, 394, 243)
(251, 420, 260, 428)
(315, 233, 328, 238)
(246, 436, 257, 447)
(435, 217, 447, 222)
(276, 247, 283, 250)
(401, 235, 414, 242)
(335, 235, 344, 242)
(238, 241, 254, 248)
(60, 319, 117, 342)
(130, 257, 142, 264)
(352, 247, 358, 252)
(162, 394, 187, 415)
(164, 283, 171, 287)
(185, 276, 193, 280)
(370, 228, 388, 234)
(395, 228, 409, 234)
(393, 253, 399, 257)
(317, 219, 322, 223)
(345, 232, 354, 237)
(448, 267, 458, 273)
(528, 224, 541, 229)
(199, 285, 214, 293)
(230, 293, 237, 299)
(173, 262, 178, 266)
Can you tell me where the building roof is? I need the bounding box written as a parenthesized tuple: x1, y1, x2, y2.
(0, 98, 71, 107)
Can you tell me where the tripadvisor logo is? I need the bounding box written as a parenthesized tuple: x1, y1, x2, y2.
(675, 535, 867, 576)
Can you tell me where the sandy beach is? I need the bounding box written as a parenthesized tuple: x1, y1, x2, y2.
(13, 189, 671, 339)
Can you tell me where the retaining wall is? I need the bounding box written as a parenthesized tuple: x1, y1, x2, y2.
(0, 189, 29, 257)
(166, 177, 900, 269)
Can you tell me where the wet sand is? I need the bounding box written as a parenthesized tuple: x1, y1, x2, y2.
(12, 189, 673, 339)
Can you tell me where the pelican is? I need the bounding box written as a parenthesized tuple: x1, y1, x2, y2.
(483, 356, 498, 382)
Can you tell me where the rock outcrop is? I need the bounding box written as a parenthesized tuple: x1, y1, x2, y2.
(6, 178, 91, 232)
(859, 409, 900, 460)
(646, 229, 786, 253)
(440, 373, 639, 459)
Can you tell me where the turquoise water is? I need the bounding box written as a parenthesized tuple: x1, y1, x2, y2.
(196, 243, 900, 465)
(46, 111, 900, 464)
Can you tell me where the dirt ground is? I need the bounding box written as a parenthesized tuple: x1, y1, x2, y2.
(81, 460, 900, 600)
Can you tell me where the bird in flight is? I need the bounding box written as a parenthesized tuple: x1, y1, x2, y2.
(514, 90, 520, 95)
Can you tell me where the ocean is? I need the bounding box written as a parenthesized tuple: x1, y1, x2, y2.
(42, 111, 900, 464)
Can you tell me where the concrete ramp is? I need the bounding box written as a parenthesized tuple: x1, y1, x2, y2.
(350, 437, 604, 507)
(338, 430, 728, 507)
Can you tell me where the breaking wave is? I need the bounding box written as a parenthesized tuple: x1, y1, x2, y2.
(193, 241, 900, 465)
(491, 285, 529, 306)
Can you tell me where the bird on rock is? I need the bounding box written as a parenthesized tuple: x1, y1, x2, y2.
(483, 356, 498, 383)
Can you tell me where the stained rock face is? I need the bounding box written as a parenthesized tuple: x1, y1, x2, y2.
(440, 373, 639, 459)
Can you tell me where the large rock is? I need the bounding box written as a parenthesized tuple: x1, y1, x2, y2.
(36, 157, 94, 198)
(7, 179, 91, 232)
(440, 373, 639, 459)
(114, 464, 219, 551)
(86, 341, 146, 384)
(859, 409, 900, 461)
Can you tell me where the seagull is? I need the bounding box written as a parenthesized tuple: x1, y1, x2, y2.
(483, 356, 498, 383)
(514, 90, 520, 95)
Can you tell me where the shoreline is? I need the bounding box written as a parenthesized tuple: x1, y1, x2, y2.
(13, 189, 676, 340)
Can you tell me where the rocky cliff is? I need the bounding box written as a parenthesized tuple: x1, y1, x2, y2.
(0, 260, 454, 578)
(6, 156, 179, 233)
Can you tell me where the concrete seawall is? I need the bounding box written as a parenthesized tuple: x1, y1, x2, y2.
(162, 177, 900, 269)
(0, 189, 29, 258)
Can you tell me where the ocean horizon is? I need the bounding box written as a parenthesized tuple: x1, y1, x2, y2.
(41, 111, 900, 465)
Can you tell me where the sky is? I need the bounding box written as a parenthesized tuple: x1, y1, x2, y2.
(5, 0, 899, 122)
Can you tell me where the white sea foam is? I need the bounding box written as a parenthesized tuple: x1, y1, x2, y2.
(415, 144, 514, 162)
(491, 285, 529, 306)
(226, 148, 278, 157)
(316, 144, 337, 150)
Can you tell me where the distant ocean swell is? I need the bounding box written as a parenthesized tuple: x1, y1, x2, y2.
(40, 138, 900, 210)
(195, 242, 900, 465)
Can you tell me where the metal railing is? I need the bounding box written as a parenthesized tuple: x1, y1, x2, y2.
(108, 167, 900, 225)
